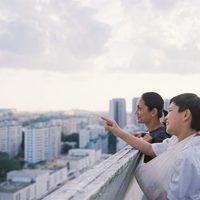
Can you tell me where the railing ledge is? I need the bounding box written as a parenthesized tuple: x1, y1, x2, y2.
(43, 146, 143, 200)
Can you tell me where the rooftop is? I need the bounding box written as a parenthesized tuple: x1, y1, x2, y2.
(8, 169, 49, 179)
(0, 181, 33, 193)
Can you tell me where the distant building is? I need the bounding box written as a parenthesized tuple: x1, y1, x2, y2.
(0, 120, 22, 157)
(67, 149, 101, 172)
(109, 98, 126, 128)
(117, 124, 142, 150)
(109, 98, 127, 153)
(24, 122, 62, 164)
(57, 149, 102, 180)
(0, 167, 67, 200)
(164, 98, 170, 111)
(54, 118, 87, 135)
(131, 97, 139, 125)
(79, 125, 108, 153)
(0, 109, 16, 120)
(7, 169, 49, 199)
(0, 181, 35, 200)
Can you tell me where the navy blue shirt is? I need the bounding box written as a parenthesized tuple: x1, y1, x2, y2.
(144, 126, 170, 163)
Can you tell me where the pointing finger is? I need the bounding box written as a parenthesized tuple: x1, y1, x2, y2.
(101, 116, 113, 125)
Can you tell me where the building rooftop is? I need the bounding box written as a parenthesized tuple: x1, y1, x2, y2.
(38, 160, 66, 170)
(0, 181, 33, 193)
(8, 169, 49, 179)
(66, 155, 88, 160)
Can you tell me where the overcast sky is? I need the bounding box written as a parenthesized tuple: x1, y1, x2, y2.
(0, 0, 200, 112)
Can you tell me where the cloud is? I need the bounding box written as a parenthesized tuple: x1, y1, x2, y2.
(0, 0, 200, 74)
(0, 0, 111, 72)
(151, 0, 177, 10)
(0, 20, 44, 54)
(103, 0, 200, 74)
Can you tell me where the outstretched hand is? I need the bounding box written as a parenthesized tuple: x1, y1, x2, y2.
(101, 116, 119, 133)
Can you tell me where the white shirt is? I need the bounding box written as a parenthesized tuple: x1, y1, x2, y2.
(152, 134, 200, 199)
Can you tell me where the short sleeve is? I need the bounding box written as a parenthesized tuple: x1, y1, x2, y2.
(152, 136, 177, 156)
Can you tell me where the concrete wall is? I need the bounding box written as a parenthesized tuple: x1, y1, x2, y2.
(43, 146, 143, 200)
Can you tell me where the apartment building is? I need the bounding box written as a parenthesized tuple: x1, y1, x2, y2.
(0, 120, 22, 157)
(24, 122, 61, 164)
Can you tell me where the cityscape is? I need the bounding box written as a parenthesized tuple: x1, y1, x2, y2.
(1, 1, 200, 199)
(0, 97, 169, 200)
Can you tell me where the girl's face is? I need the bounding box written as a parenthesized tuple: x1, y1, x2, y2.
(165, 102, 183, 135)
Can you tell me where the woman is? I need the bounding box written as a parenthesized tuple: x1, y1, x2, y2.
(102, 93, 200, 199)
(134, 92, 170, 162)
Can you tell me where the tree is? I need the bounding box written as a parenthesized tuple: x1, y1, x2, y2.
(0, 152, 9, 159)
(61, 144, 72, 154)
(108, 132, 117, 154)
(61, 133, 79, 147)
(0, 152, 22, 182)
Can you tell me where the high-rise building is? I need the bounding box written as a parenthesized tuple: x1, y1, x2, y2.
(109, 98, 126, 128)
(24, 122, 62, 164)
(0, 120, 22, 157)
(108, 98, 127, 153)
(164, 98, 170, 111)
(131, 97, 139, 125)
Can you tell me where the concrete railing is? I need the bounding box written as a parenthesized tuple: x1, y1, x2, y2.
(43, 146, 144, 200)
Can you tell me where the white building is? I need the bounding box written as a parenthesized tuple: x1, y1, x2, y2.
(24, 122, 62, 164)
(7, 169, 49, 199)
(0, 181, 35, 200)
(0, 120, 22, 157)
(41, 161, 68, 192)
(57, 149, 102, 179)
(68, 149, 101, 171)
(61, 118, 86, 134)
(47, 166, 67, 192)
(0, 167, 68, 200)
(79, 125, 108, 153)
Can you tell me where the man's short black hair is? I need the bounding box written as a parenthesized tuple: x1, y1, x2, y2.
(170, 93, 200, 131)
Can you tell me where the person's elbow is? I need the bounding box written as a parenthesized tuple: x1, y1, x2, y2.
(145, 143, 156, 157)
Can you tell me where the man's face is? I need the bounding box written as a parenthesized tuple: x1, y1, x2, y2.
(135, 98, 152, 124)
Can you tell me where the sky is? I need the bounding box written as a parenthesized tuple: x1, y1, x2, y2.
(0, 0, 200, 112)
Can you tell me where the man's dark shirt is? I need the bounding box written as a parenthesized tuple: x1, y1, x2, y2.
(144, 126, 171, 163)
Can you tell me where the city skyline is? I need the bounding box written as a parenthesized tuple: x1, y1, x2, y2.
(0, 1, 200, 112)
